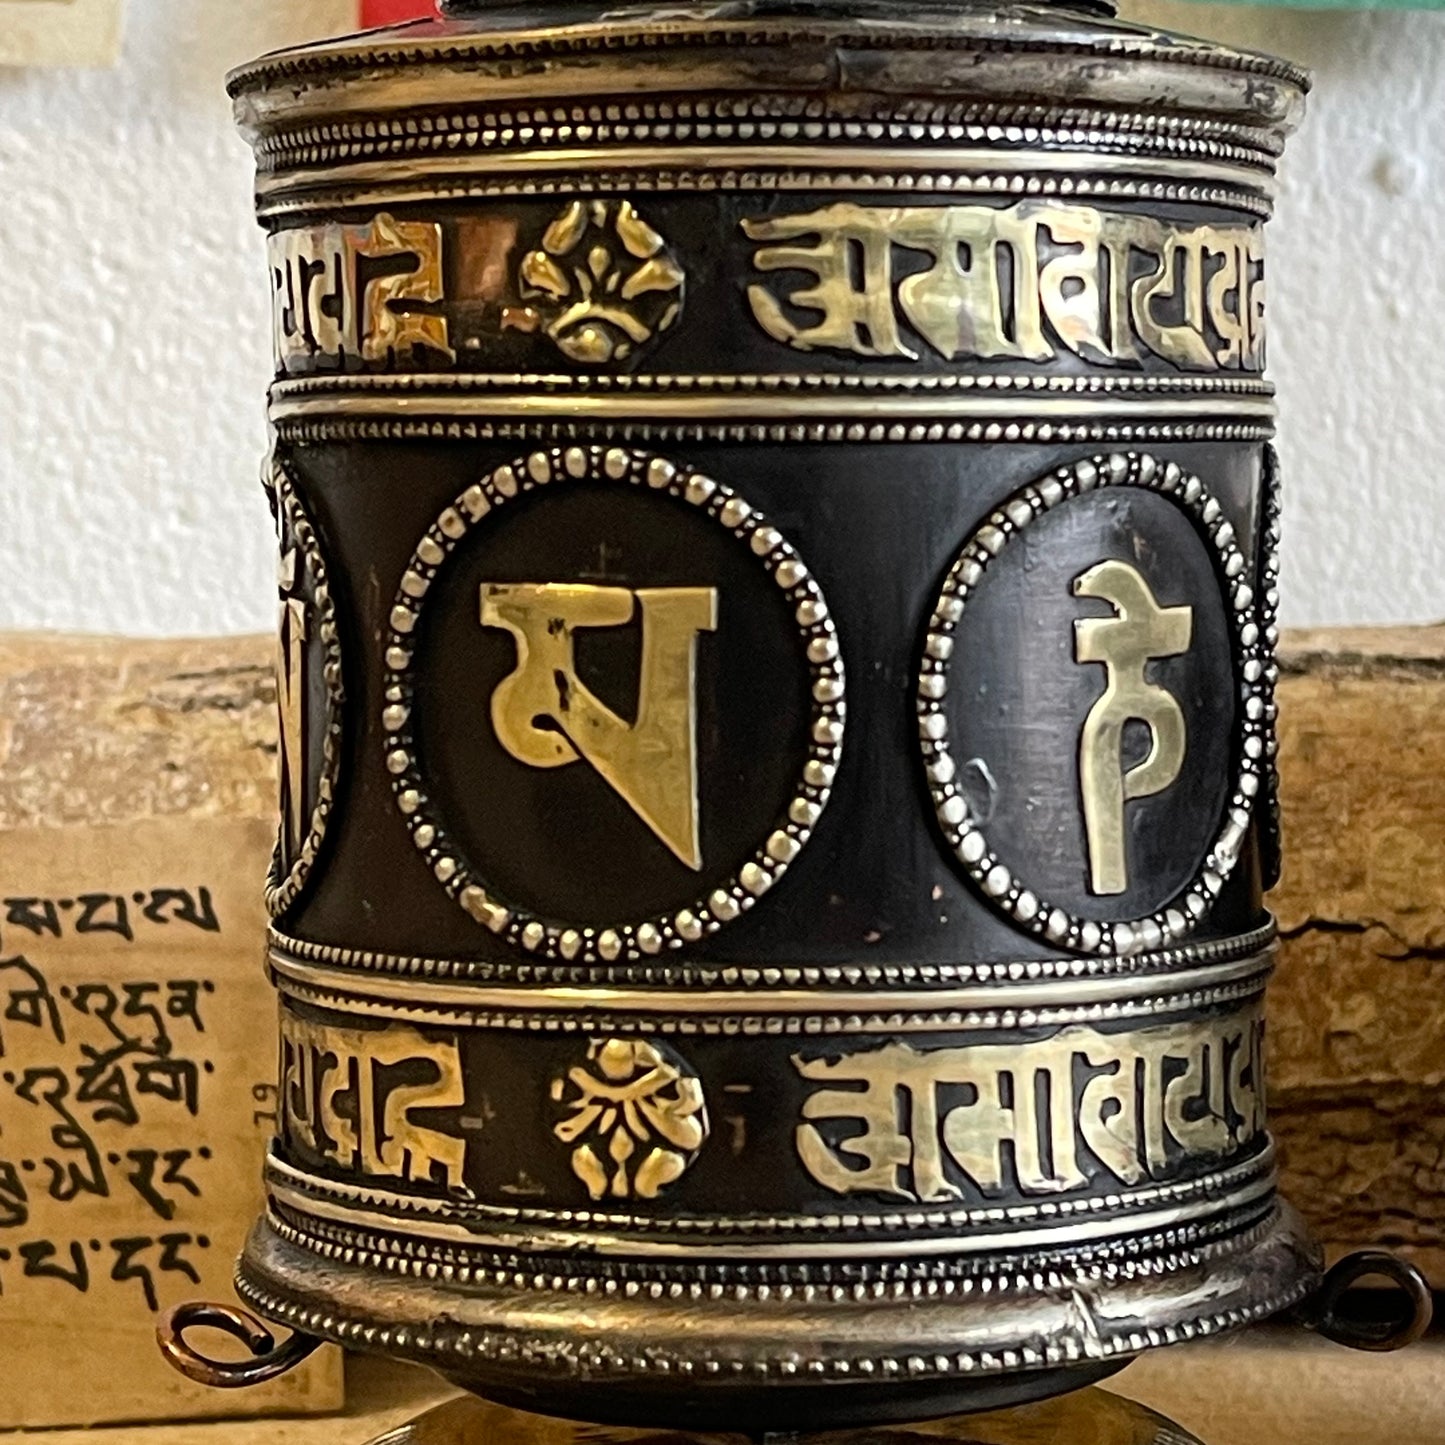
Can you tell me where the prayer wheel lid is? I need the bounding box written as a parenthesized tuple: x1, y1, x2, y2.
(228, 0, 1307, 139)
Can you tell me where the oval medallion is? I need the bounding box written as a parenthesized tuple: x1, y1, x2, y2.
(265, 454, 345, 918)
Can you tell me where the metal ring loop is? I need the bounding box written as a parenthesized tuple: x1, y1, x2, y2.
(1304, 1250, 1433, 1353)
(157, 1300, 323, 1387)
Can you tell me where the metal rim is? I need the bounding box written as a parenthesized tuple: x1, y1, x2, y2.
(235, 1199, 1321, 1378)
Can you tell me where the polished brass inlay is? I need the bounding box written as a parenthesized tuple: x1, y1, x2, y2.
(276, 545, 309, 866)
(516, 200, 684, 364)
(552, 1039, 709, 1200)
(268, 213, 452, 371)
(745, 201, 1264, 371)
(795, 1002, 1263, 1203)
(1074, 560, 1194, 897)
(482, 582, 718, 870)
(281, 1014, 468, 1192)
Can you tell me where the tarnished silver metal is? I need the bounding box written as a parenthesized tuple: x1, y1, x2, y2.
(161, 0, 1431, 1430)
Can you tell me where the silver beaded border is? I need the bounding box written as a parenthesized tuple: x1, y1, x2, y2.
(235, 1203, 1312, 1380)
(265, 455, 345, 919)
(382, 445, 845, 965)
(264, 1142, 1274, 1243)
(1257, 444, 1283, 890)
(256, 172, 1274, 224)
(266, 1189, 1273, 1293)
(276, 417, 1275, 448)
(918, 451, 1267, 958)
(265, 916, 1275, 988)
(271, 956, 1270, 1038)
(254, 97, 1284, 175)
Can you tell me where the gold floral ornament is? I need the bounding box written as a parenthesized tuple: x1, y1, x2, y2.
(518, 201, 685, 364)
(552, 1038, 708, 1200)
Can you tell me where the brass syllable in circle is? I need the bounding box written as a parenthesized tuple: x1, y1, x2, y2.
(919, 450, 1272, 958)
(381, 445, 846, 967)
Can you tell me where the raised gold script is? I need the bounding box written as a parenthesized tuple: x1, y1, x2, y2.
(281, 1014, 467, 1192)
(744, 201, 1265, 371)
(794, 1004, 1263, 1201)
(1074, 561, 1193, 896)
(268, 213, 453, 371)
(481, 582, 718, 870)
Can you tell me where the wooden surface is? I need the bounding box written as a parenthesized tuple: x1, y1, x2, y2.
(1266, 625, 1445, 1279)
(0, 1359, 446, 1445)
(1121, 1326, 1445, 1445)
(0, 634, 275, 832)
(0, 1333, 1441, 1444)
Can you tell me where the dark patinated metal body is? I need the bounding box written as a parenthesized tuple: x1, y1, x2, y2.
(219, 0, 1318, 1428)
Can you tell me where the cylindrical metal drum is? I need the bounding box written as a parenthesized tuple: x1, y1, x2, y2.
(222, 0, 1315, 1427)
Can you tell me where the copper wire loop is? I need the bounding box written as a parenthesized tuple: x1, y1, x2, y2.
(156, 1300, 323, 1387)
(1302, 1250, 1434, 1354)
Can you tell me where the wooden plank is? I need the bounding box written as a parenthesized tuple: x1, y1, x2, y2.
(0, 1359, 447, 1445)
(0, 634, 275, 832)
(1120, 1326, 1445, 1445)
(1269, 625, 1445, 1281)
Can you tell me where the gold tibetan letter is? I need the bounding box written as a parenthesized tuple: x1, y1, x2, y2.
(1036, 204, 1114, 364)
(794, 1044, 956, 1201)
(1073, 561, 1193, 896)
(892, 205, 1053, 363)
(354, 213, 454, 363)
(1131, 229, 1217, 371)
(276, 547, 309, 864)
(744, 205, 915, 358)
(482, 582, 718, 869)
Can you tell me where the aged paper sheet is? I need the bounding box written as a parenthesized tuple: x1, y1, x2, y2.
(0, 816, 341, 1427)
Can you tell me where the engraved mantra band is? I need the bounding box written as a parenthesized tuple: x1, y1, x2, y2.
(266, 199, 1268, 380)
(272, 988, 1271, 1244)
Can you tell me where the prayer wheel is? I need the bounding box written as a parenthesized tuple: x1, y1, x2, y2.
(159, 0, 1428, 1431)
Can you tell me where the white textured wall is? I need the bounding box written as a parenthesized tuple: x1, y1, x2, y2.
(0, 0, 1441, 634)
(1129, 0, 1445, 627)
(0, 2, 353, 636)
